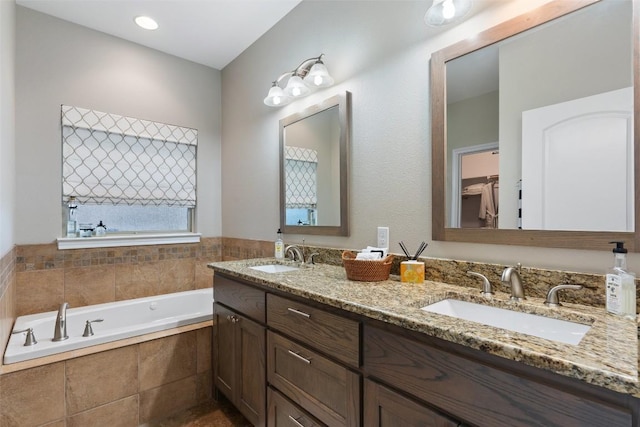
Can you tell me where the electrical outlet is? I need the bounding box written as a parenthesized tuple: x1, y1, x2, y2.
(377, 227, 389, 248)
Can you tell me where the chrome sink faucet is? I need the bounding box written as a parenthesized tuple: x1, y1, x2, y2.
(285, 245, 305, 263)
(501, 265, 525, 301)
(53, 302, 69, 341)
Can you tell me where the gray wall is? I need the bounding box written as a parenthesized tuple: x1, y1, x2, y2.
(0, 0, 15, 256)
(15, 6, 222, 244)
(221, 0, 640, 274)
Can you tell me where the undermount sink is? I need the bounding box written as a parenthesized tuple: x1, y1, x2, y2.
(249, 264, 299, 273)
(421, 299, 591, 345)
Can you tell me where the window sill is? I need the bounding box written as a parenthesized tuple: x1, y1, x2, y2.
(57, 232, 202, 250)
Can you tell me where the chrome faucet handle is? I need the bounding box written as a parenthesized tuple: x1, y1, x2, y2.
(544, 284, 582, 307)
(467, 271, 492, 297)
(12, 328, 37, 346)
(83, 319, 104, 337)
(308, 252, 320, 265)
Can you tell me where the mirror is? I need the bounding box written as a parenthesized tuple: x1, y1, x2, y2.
(280, 92, 350, 236)
(431, 0, 640, 251)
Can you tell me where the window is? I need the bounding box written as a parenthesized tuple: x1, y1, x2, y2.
(60, 105, 197, 239)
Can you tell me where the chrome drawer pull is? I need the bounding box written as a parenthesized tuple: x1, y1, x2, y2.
(288, 415, 306, 427)
(287, 350, 312, 364)
(287, 307, 311, 318)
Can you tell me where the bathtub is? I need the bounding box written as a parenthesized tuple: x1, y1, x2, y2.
(3, 288, 213, 364)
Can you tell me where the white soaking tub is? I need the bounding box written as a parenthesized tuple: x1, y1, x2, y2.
(4, 288, 213, 364)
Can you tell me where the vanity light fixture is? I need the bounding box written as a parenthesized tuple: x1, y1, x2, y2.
(424, 0, 472, 26)
(264, 54, 334, 107)
(134, 16, 159, 30)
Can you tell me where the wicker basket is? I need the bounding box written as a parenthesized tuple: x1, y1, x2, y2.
(342, 251, 394, 282)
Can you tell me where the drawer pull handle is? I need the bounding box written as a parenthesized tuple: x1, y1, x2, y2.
(287, 307, 311, 318)
(287, 350, 312, 364)
(288, 415, 306, 427)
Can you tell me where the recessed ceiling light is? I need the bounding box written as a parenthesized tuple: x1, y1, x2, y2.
(134, 16, 158, 30)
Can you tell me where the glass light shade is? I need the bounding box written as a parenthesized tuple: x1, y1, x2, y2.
(284, 75, 312, 97)
(424, 0, 472, 27)
(264, 85, 291, 107)
(303, 62, 334, 88)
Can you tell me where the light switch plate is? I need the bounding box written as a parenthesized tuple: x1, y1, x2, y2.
(377, 227, 389, 249)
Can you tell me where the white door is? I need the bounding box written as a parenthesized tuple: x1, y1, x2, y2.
(521, 87, 633, 231)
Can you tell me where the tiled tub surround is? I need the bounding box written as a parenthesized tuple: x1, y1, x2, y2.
(13, 238, 221, 316)
(0, 248, 16, 366)
(209, 258, 640, 397)
(0, 240, 220, 426)
(0, 325, 213, 426)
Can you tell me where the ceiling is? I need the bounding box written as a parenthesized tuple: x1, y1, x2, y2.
(15, 0, 302, 70)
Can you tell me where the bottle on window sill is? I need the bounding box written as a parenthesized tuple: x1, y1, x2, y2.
(95, 221, 107, 237)
(66, 197, 78, 237)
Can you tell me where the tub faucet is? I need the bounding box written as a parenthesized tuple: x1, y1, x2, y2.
(501, 266, 525, 301)
(53, 302, 69, 342)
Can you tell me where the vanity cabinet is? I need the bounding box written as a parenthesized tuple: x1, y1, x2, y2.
(213, 276, 267, 427)
(363, 379, 462, 427)
(363, 324, 633, 427)
(266, 294, 361, 427)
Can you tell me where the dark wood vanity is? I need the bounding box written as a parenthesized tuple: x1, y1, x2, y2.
(212, 271, 640, 427)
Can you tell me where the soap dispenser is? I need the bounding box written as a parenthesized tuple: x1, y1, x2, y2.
(275, 229, 284, 259)
(606, 241, 636, 319)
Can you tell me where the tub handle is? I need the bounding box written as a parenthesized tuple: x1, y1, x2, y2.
(12, 328, 37, 346)
(83, 319, 104, 337)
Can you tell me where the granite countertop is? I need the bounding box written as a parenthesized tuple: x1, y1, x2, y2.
(209, 258, 639, 397)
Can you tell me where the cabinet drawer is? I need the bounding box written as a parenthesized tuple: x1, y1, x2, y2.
(267, 294, 360, 367)
(363, 325, 632, 427)
(363, 379, 460, 427)
(214, 274, 266, 323)
(267, 331, 360, 427)
(268, 387, 325, 427)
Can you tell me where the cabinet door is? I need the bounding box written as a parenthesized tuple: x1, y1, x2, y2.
(364, 379, 459, 427)
(213, 303, 266, 427)
(213, 303, 236, 400)
(237, 311, 266, 427)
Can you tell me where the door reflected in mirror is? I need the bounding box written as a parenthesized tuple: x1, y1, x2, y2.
(280, 92, 350, 236)
(445, 0, 633, 233)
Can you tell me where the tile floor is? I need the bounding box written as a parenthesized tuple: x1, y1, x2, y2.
(148, 399, 252, 427)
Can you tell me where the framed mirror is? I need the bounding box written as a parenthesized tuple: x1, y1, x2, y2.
(280, 92, 350, 236)
(431, 0, 639, 251)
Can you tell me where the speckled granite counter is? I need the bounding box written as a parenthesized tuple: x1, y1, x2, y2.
(209, 258, 639, 397)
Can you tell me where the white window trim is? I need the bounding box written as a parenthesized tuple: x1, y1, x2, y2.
(57, 232, 201, 250)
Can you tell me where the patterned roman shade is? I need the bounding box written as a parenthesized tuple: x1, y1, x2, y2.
(61, 105, 197, 207)
(285, 146, 317, 209)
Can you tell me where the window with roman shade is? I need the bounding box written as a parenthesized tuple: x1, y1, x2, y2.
(61, 105, 197, 208)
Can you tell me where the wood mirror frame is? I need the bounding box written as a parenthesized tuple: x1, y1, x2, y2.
(279, 92, 351, 236)
(431, 0, 640, 251)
